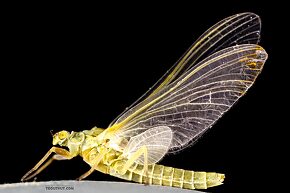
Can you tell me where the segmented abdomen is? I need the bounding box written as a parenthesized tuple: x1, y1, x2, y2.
(110, 162, 224, 190)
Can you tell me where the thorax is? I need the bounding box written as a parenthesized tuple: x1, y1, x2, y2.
(78, 132, 129, 168)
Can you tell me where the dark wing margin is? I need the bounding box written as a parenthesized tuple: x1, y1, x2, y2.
(109, 12, 261, 127)
(112, 44, 267, 153)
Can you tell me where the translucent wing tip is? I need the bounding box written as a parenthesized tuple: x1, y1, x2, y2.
(255, 46, 268, 63)
(238, 12, 260, 18)
(243, 45, 268, 71)
(236, 12, 261, 23)
(235, 12, 262, 44)
(240, 12, 261, 30)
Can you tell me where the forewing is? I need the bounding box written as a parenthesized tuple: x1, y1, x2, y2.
(109, 12, 261, 127)
(122, 126, 173, 164)
(112, 44, 267, 153)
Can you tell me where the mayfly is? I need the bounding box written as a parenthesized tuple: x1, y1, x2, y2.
(22, 12, 268, 190)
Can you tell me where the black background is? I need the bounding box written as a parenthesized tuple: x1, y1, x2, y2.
(1, 1, 285, 193)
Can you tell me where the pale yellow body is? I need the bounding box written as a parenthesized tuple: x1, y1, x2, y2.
(79, 127, 224, 190)
(21, 127, 224, 190)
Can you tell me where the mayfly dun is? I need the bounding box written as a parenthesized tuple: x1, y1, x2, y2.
(22, 12, 268, 190)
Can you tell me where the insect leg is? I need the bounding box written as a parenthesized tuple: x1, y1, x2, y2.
(21, 147, 73, 181)
(120, 146, 149, 183)
(76, 149, 108, 181)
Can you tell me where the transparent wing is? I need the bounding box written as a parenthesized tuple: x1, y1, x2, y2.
(109, 12, 261, 127)
(122, 126, 172, 164)
(110, 44, 267, 153)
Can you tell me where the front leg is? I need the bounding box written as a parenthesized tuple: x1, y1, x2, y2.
(76, 148, 108, 181)
(21, 147, 74, 181)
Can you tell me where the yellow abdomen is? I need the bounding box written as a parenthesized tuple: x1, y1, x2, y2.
(110, 162, 224, 190)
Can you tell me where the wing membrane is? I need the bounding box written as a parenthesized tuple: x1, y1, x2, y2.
(109, 12, 261, 127)
(122, 126, 172, 164)
(111, 44, 267, 153)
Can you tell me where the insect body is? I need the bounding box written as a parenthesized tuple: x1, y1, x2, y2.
(22, 12, 268, 190)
